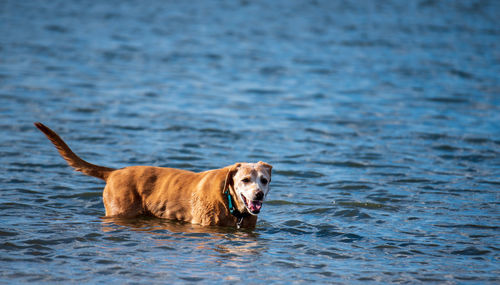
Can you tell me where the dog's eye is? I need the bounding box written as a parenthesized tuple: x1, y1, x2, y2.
(260, 177, 268, 185)
(242, 178, 251, 183)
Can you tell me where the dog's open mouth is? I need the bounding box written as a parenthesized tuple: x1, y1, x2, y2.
(241, 194, 262, 214)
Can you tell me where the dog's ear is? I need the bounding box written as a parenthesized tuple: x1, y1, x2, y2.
(222, 163, 241, 194)
(258, 161, 273, 178)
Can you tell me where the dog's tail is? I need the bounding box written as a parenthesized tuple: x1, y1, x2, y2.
(34, 122, 116, 180)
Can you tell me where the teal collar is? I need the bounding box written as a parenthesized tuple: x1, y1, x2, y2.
(224, 188, 249, 229)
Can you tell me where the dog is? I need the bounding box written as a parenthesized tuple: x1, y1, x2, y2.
(34, 122, 272, 229)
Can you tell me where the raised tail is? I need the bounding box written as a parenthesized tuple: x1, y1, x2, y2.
(34, 122, 115, 180)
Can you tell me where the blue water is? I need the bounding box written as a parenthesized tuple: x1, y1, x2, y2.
(1, 0, 499, 283)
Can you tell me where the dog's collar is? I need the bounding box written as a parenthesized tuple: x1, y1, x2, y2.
(224, 188, 249, 229)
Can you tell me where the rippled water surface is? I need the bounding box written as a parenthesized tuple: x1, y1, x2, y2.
(1, 0, 500, 283)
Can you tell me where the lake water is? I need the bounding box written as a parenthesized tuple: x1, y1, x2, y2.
(1, 0, 499, 283)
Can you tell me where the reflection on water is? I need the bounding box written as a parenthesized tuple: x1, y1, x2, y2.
(101, 217, 264, 258)
(1, 0, 499, 283)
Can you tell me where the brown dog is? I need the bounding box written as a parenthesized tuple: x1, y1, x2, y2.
(34, 123, 272, 228)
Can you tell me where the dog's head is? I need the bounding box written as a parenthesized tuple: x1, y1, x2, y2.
(224, 161, 272, 215)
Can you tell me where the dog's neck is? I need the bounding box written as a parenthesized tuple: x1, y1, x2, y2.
(224, 188, 250, 229)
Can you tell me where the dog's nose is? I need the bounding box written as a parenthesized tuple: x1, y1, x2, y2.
(255, 191, 264, 200)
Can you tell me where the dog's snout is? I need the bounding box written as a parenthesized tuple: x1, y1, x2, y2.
(255, 191, 264, 200)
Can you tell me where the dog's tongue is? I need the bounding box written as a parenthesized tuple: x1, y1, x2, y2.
(248, 200, 262, 212)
